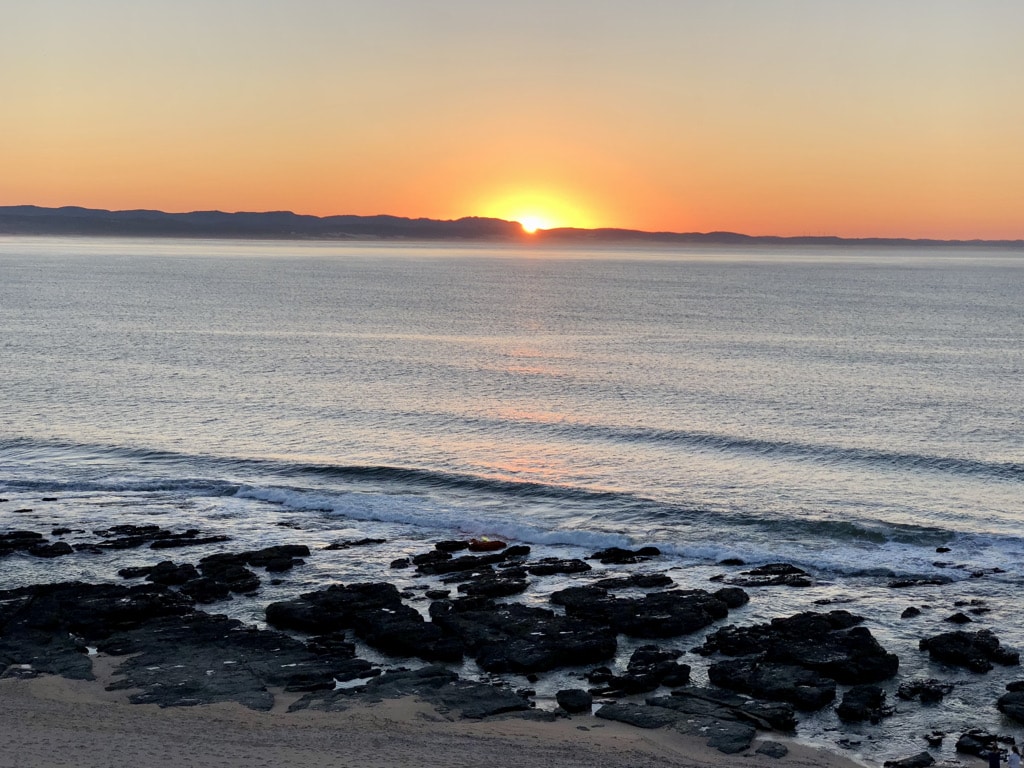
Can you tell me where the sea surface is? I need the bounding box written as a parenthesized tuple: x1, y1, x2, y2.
(1, 235, 1022, 763)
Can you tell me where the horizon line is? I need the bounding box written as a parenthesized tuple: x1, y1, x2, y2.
(2, 203, 1023, 246)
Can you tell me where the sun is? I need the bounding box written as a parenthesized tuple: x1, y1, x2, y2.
(477, 189, 597, 233)
(518, 215, 553, 234)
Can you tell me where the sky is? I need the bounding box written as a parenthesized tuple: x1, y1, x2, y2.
(3, 1, 1023, 238)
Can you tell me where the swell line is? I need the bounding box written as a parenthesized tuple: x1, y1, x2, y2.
(486, 418, 1022, 481)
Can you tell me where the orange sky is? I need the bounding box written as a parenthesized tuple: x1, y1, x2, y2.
(2, 1, 1023, 239)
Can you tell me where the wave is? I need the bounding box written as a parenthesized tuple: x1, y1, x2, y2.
(0, 434, 1010, 562)
(281, 461, 631, 504)
(530, 420, 1023, 482)
(0, 477, 242, 496)
(233, 484, 636, 551)
(4, 434, 1019, 582)
(0, 435, 636, 506)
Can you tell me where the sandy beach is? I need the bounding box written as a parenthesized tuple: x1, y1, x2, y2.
(0, 660, 869, 768)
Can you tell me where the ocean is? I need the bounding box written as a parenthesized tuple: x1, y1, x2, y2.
(1, 235, 1022, 762)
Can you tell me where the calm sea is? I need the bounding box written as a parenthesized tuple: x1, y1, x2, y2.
(1, 235, 1022, 761)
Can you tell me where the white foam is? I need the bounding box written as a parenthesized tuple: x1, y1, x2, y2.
(233, 484, 1024, 581)
(234, 484, 632, 550)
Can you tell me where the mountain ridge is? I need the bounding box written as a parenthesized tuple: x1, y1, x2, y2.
(1, 205, 1021, 247)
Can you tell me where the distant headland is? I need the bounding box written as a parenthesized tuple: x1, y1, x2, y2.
(1, 205, 1021, 247)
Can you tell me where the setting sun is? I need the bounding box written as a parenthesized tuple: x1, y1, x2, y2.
(518, 216, 551, 234)
(478, 189, 598, 233)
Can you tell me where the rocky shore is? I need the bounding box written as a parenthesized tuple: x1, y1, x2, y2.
(2, 522, 1022, 766)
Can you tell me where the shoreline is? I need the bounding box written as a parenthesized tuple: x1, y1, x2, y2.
(2, 528, 1023, 767)
(0, 661, 868, 768)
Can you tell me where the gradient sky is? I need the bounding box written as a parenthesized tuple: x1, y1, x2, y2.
(3, 1, 1023, 238)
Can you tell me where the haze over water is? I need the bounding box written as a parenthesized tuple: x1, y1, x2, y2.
(1, 236, 1022, 761)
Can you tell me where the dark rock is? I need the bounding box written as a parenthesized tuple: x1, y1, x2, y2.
(429, 600, 615, 673)
(888, 576, 953, 588)
(595, 702, 680, 729)
(719, 558, 746, 566)
(837, 684, 890, 722)
(737, 699, 798, 732)
(944, 612, 972, 624)
(593, 572, 674, 590)
(698, 611, 897, 684)
(897, 679, 953, 703)
(708, 659, 836, 710)
(266, 582, 462, 662)
(919, 629, 1019, 672)
(413, 550, 452, 566)
(955, 729, 1003, 757)
(98, 612, 380, 709)
(599, 697, 760, 754)
(429, 680, 530, 718)
(997, 690, 1024, 724)
(306, 633, 356, 658)
(0, 530, 46, 556)
(970, 568, 1005, 578)
(150, 535, 231, 549)
(197, 554, 261, 593)
(243, 545, 311, 567)
(936, 546, 952, 553)
(390, 558, 411, 569)
(724, 563, 812, 588)
(146, 561, 200, 586)
(0, 581, 194, 680)
(713, 587, 750, 608)
(425, 589, 451, 600)
(118, 566, 155, 579)
(267, 583, 396, 633)
(923, 731, 945, 747)
(551, 586, 733, 639)
(883, 752, 936, 768)
(658, 687, 797, 731)
(91, 524, 196, 550)
(756, 741, 789, 759)
(589, 645, 691, 696)
(954, 598, 987, 608)
(290, 665, 531, 719)
(27, 541, 74, 558)
(440, 565, 496, 584)
(588, 546, 660, 565)
(456, 574, 529, 599)
(702, 721, 757, 754)
(51, 528, 77, 536)
(814, 596, 856, 605)
(527, 558, 591, 576)
(179, 577, 232, 603)
(1006, 680, 1024, 692)
(556, 688, 593, 713)
(416, 552, 509, 576)
(468, 539, 507, 552)
(435, 540, 470, 552)
(264, 557, 300, 573)
(324, 538, 386, 550)
(902, 607, 922, 619)
(503, 545, 531, 559)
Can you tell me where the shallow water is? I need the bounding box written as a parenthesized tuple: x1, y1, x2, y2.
(1, 236, 1023, 763)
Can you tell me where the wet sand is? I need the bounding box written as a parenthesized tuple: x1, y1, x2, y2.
(0, 655, 868, 768)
